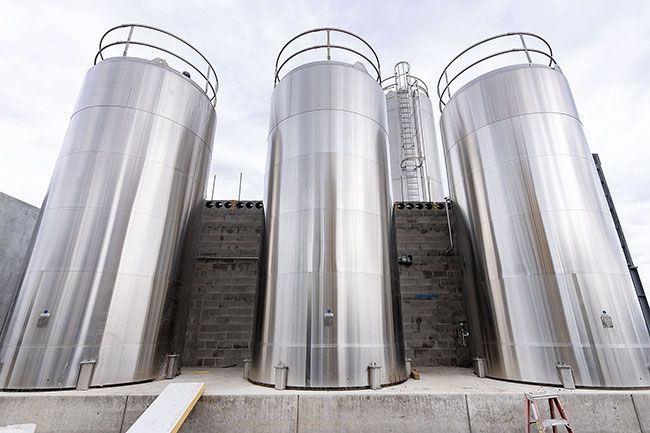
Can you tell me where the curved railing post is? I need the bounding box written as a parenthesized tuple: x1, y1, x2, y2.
(122, 25, 134, 57)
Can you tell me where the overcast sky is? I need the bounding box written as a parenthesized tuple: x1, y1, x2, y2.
(1, 0, 649, 284)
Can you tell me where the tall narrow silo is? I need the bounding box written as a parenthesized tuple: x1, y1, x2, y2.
(384, 62, 445, 202)
(0, 24, 218, 389)
(438, 32, 650, 387)
(250, 28, 407, 389)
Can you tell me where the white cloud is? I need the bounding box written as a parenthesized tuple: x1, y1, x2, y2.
(1, 0, 649, 284)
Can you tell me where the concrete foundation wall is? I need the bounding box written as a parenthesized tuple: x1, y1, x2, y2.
(1, 392, 647, 432)
(180, 201, 468, 368)
(0, 192, 39, 329)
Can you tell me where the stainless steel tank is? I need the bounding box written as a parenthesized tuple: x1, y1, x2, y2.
(384, 62, 445, 202)
(250, 28, 407, 389)
(438, 32, 650, 387)
(0, 24, 218, 389)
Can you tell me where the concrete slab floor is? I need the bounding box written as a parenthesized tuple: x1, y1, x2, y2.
(1, 366, 648, 398)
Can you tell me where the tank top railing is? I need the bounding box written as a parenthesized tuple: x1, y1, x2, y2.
(436, 32, 558, 112)
(94, 24, 219, 106)
(274, 28, 381, 87)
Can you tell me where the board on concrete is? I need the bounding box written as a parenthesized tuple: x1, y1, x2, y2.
(121, 394, 299, 433)
(0, 426, 36, 433)
(126, 383, 205, 433)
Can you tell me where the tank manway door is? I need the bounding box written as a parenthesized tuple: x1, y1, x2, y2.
(125, 382, 205, 433)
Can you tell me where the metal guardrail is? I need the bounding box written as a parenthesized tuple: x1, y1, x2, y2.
(94, 24, 219, 106)
(436, 32, 558, 112)
(274, 27, 381, 87)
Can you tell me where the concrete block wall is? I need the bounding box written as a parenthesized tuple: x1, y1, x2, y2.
(395, 203, 468, 367)
(180, 200, 467, 368)
(180, 201, 264, 367)
(0, 192, 39, 329)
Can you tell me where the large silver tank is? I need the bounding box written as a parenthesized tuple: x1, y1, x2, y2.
(385, 62, 444, 201)
(0, 25, 217, 389)
(439, 32, 650, 387)
(250, 29, 407, 389)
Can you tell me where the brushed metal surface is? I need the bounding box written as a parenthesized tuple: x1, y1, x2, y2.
(386, 88, 445, 201)
(440, 64, 650, 387)
(0, 57, 216, 389)
(250, 61, 407, 388)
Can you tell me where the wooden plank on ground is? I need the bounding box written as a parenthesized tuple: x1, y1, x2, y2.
(0, 425, 36, 433)
(126, 382, 206, 433)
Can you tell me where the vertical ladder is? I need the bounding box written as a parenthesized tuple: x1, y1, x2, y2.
(397, 88, 422, 201)
(526, 392, 573, 432)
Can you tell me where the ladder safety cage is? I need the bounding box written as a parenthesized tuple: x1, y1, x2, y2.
(385, 61, 430, 202)
(94, 24, 219, 106)
(274, 28, 381, 87)
(436, 31, 558, 112)
(381, 73, 429, 97)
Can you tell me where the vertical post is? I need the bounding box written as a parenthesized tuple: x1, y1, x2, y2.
(444, 71, 452, 99)
(205, 66, 210, 93)
(122, 25, 135, 57)
(211, 174, 216, 200)
(326, 29, 331, 60)
(519, 34, 532, 65)
(445, 197, 453, 251)
(237, 172, 243, 202)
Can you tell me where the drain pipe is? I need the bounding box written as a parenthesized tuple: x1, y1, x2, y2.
(444, 197, 453, 253)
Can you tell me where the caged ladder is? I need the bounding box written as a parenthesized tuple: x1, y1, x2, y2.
(397, 87, 424, 201)
(525, 392, 573, 433)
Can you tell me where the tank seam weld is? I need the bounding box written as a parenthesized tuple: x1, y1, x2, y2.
(54, 148, 208, 186)
(22, 269, 181, 281)
(264, 151, 389, 172)
(70, 104, 213, 156)
(267, 207, 387, 218)
(474, 207, 620, 225)
(448, 152, 597, 188)
(444, 111, 582, 154)
(41, 203, 186, 224)
(267, 108, 389, 139)
(485, 271, 633, 280)
(264, 271, 391, 277)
